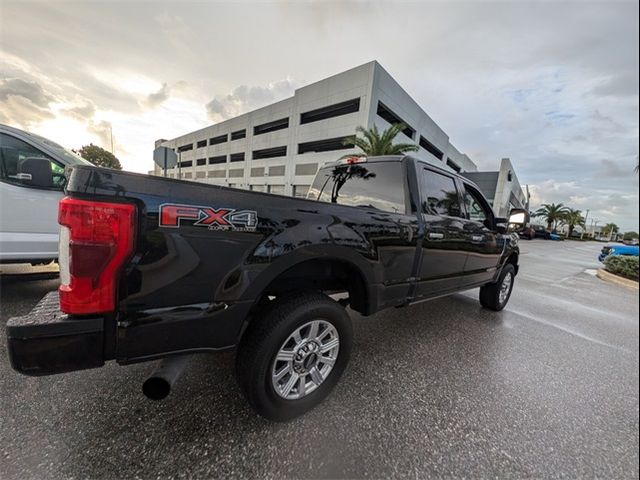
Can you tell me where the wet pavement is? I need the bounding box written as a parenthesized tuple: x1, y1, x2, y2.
(1, 241, 638, 478)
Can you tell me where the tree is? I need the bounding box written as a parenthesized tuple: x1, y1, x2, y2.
(623, 231, 639, 241)
(602, 223, 619, 239)
(561, 208, 585, 237)
(75, 144, 122, 170)
(533, 203, 569, 231)
(345, 123, 419, 157)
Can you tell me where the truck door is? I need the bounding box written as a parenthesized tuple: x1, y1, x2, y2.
(308, 159, 419, 309)
(413, 167, 468, 300)
(458, 181, 503, 286)
(0, 132, 65, 262)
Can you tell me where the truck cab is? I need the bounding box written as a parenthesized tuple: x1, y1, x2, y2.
(0, 124, 93, 264)
(308, 156, 521, 301)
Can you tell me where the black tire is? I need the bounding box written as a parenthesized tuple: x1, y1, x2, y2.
(236, 292, 353, 422)
(479, 263, 516, 311)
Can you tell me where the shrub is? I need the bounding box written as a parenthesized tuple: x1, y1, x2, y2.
(604, 255, 639, 281)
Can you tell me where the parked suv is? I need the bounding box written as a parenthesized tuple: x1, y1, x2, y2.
(0, 124, 92, 264)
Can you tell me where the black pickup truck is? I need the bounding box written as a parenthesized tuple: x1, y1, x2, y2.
(6, 155, 527, 421)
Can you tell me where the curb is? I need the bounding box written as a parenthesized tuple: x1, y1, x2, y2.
(596, 269, 639, 290)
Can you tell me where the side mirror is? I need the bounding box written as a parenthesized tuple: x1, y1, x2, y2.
(508, 208, 529, 227)
(17, 157, 54, 188)
(494, 208, 529, 233)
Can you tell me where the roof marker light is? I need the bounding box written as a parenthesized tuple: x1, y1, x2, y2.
(337, 156, 367, 165)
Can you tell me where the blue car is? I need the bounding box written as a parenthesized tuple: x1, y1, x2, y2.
(598, 244, 640, 262)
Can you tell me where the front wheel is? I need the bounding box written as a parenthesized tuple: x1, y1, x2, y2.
(479, 263, 516, 311)
(236, 292, 353, 421)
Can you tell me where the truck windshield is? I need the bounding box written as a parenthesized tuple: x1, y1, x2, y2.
(307, 161, 406, 214)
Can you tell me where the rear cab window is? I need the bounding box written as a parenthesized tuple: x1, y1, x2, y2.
(308, 161, 407, 214)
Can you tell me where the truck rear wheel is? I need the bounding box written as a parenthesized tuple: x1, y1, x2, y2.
(479, 263, 516, 311)
(236, 292, 353, 421)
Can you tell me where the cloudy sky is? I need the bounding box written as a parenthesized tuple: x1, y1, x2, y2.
(1, 0, 638, 230)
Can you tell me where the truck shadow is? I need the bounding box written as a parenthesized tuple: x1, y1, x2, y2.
(45, 292, 510, 479)
(0, 285, 509, 479)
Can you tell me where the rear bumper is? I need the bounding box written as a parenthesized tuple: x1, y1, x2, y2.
(6, 291, 253, 376)
(6, 291, 104, 376)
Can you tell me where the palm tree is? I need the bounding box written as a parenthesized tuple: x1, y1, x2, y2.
(602, 222, 619, 240)
(328, 164, 376, 203)
(345, 123, 419, 157)
(561, 208, 585, 237)
(534, 203, 569, 231)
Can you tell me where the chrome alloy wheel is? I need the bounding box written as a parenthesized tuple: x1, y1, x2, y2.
(499, 271, 513, 305)
(271, 320, 340, 400)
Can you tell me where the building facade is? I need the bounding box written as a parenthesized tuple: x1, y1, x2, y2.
(463, 158, 527, 218)
(151, 61, 478, 198)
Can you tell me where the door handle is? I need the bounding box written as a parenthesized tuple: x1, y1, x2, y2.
(472, 235, 484, 243)
(428, 232, 444, 240)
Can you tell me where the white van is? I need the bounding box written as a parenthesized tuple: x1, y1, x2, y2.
(0, 124, 93, 264)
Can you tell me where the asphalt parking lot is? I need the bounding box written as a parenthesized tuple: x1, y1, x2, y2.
(1, 241, 638, 479)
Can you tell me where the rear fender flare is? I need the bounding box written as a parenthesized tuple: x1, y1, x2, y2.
(250, 243, 377, 294)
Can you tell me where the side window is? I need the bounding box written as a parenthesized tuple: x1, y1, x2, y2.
(463, 184, 492, 223)
(309, 162, 406, 214)
(0, 133, 63, 189)
(421, 169, 463, 217)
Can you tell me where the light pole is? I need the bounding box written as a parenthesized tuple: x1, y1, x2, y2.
(591, 219, 600, 239)
(581, 209, 590, 240)
(108, 124, 114, 154)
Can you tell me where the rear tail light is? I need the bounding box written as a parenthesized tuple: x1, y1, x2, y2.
(58, 197, 135, 315)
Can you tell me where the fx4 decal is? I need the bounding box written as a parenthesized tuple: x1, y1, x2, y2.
(159, 203, 258, 231)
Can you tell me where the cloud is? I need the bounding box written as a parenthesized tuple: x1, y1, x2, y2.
(0, 94, 55, 127)
(145, 82, 170, 108)
(529, 179, 639, 231)
(61, 102, 96, 121)
(153, 12, 197, 64)
(141, 81, 189, 109)
(591, 71, 639, 98)
(87, 120, 113, 148)
(597, 159, 634, 179)
(205, 79, 298, 122)
(529, 179, 579, 206)
(0, 78, 56, 127)
(0, 78, 54, 107)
